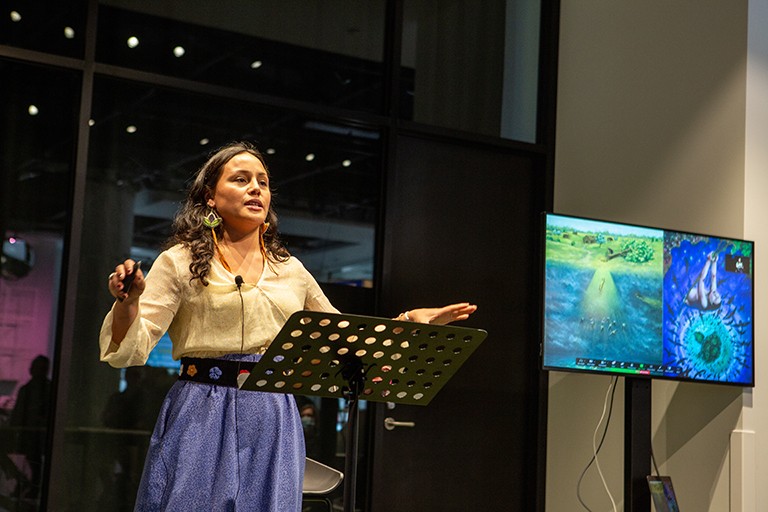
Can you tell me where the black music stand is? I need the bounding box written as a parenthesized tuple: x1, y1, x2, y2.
(241, 310, 488, 512)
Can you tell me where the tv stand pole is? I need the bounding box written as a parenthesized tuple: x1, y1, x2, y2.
(624, 377, 651, 512)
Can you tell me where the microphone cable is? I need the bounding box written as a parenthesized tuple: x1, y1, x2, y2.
(233, 274, 244, 507)
(235, 275, 245, 355)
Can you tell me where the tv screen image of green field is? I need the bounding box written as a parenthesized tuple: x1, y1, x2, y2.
(542, 213, 754, 386)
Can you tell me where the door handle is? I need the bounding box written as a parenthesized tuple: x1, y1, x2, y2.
(384, 417, 416, 431)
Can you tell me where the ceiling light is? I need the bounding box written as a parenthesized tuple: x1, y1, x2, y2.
(127, 36, 139, 48)
(335, 72, 351, 86)
(18, 171, 40, 181)
(64, 26, 75, 39)
(173, 46, 185, 58)
(250, 60, 263, 69)
(199, 138, 210, 145)
(266, 148, 276, 155)
(27, 105, 39, 116)
(342, 159, 352, 168)
(305, 153, 315, 162)
(10, 11, 21, 22)
(126, 125, 137, 134)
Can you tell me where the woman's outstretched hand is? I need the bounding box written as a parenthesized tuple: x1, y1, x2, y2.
(405, 302, 477, 325)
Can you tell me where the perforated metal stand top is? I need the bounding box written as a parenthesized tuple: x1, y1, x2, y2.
(241, 310, 487, 405)
(242, 310, 487, 512)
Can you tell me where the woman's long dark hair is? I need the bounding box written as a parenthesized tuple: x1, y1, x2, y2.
(167, 141, 290, 285)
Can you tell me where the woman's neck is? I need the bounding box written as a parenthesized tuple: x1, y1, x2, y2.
(219, 227, 265, 281)
(222, 224, 260, 247)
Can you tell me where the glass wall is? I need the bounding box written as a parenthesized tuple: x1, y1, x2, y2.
(401, 0, 541, 142)
(84, 76, 381, 283)
(96, 0, 388, 113)
(0, 59, 80, 510)
(0, 2, 87, 58)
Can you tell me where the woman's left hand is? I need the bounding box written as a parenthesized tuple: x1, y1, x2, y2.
(406, 302, 477, 325)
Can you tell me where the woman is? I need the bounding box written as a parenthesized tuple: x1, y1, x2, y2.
(100, 141, 476, 511)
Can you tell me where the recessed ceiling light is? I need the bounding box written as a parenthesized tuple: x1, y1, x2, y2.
(305, 153, 315, 162)
(10, 11, 21, 22)
(127, 36, 139, 48)
(126, 125, 137, 134)
(64, 26, 75, 39)
(28, 105, 39, 116)
(342, 159, 352, 167)
(266, 148, 276, 155)
(250, 60, 263, 69)
(173, 46, 185, 58)
(199, 138, 210, 145)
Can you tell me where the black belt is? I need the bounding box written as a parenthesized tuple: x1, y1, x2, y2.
(179, 357, 257, 388)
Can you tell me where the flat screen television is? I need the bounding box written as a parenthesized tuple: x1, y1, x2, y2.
(542, 213, 754, 386)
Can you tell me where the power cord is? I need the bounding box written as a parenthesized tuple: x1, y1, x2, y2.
(576, 375, 619, 512)
(651, 443, 661, 477)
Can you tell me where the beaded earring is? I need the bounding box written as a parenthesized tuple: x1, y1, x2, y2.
(202, 208, 222, 228)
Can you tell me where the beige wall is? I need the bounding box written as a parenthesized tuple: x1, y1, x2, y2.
(551, 1, 752, 511)
(741, 1, 768, 510)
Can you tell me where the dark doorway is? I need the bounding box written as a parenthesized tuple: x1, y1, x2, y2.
(369, 134, 546, 511)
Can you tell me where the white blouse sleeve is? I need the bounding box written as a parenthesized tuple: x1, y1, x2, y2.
(98, 249, 183, 368)
(300, 262, 339, 314)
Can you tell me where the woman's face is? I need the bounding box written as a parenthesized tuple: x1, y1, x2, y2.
(207, 151, 271, 233)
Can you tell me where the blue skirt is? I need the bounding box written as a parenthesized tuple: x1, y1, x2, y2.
(134, 354, 305, 511)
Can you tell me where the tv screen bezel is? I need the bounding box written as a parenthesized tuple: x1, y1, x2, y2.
(540, 212, 755, 387)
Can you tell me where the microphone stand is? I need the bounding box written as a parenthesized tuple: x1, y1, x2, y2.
(340, 357, 367, 512)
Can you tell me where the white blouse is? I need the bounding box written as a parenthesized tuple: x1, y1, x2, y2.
(99, 244, 338, 368)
